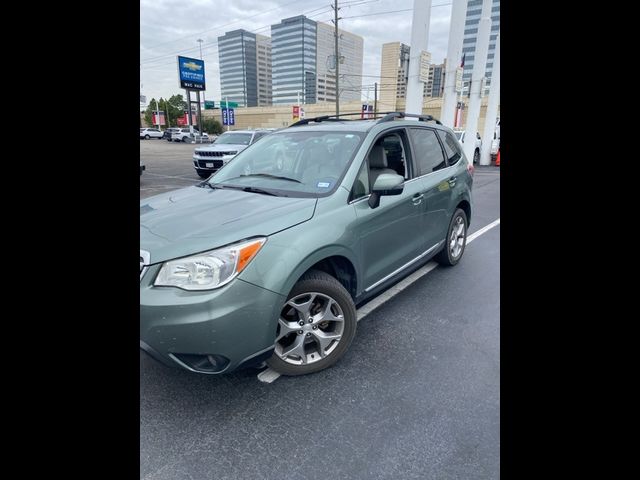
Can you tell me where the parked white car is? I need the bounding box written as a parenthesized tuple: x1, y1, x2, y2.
(140, 128, 164, 140)
(171, 128, 210, 143)
(192, 129, 272, 178)
(453, 130, 482, 164)
(490, 118, 500, 161)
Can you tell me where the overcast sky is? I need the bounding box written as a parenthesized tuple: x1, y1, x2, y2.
(140, 0, 453, 104)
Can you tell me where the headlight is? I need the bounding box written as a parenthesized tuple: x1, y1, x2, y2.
(154, 237, 266, 290)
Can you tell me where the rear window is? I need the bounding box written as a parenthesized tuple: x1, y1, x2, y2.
(437, 130, 463, 165)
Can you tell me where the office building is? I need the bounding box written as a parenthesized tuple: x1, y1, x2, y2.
(461, 0, 500, 91)
(315, 22, 363, 103)
(379, 42, 435, 109)
(217, 29, 258, 107)
(271, 16, 318, 105)
(425, 61, 446, 97)
(271, 15, 363, 105)
(256, 34, 272, 106)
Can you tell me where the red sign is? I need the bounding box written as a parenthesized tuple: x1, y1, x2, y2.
(152, 111, 166, 126)
(293, 105, 300, 121)
(177, 113, 197, 126)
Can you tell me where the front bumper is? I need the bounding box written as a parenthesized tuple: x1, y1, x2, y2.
(192, 156, 234, 173)
(140, 267, 285, 374)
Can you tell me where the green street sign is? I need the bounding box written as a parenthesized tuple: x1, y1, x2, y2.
(204, 100, 215, 109)
(219, 101, 239, 108)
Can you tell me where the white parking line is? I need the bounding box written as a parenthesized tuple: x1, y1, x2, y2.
(143, 172, 201, 181)
(257, 218, 500, 384)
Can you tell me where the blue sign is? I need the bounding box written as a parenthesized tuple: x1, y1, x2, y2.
(222, 108, 235, 126)
(177, 56, 206, 91)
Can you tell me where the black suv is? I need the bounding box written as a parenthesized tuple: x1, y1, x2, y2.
(162, 128, 181, 141)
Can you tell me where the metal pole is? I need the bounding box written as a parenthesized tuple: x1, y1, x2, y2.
(333, 0, 340, 117)
(186, 90, 194, 140)
(196, 91, 203, 143)
(198, 39, 205, 111)
(441, 0, 468, 127)
(480, 31, 499, 166)
(405, 0, 432, 116)
(197, 38, 205, 143)
(165, 98, 171, 128)
(374, 82, 378, 116)
(155, 98, 159, 129)
(462, 0, 492, 164)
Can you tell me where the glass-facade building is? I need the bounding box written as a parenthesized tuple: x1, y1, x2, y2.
(271, 16, 317, 105)
(462, 0, 500, 90)
(218, 29, 258, 107)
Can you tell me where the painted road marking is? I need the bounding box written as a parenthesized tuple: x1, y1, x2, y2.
(257, 218, 500, 384)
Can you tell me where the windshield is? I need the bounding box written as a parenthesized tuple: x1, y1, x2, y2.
(208, 130, 365, 197)
(214, 133, 253, 145)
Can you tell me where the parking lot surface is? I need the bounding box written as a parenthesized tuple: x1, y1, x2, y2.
(140, 139, 500, 479)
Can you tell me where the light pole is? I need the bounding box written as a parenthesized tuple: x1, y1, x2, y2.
(197, 38, 205, 142)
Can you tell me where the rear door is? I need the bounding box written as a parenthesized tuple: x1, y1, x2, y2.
(407, 127, 454, 248)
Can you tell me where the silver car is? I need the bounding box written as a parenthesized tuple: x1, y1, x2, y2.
(192, 130, 272, 178)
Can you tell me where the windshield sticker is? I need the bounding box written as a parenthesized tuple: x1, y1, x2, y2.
(317, 181, 331, 188)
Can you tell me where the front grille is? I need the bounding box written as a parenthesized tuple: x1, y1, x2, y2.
(197, 151, 236, 157)
(197, 160, 223, 169)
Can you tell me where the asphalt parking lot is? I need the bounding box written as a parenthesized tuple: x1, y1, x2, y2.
(140, 139, 500, 479)
(140, 139, 210, 199)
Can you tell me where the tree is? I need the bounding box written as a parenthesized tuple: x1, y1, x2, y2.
(202, 118, 223, 135)
(143, 94, 188, 128)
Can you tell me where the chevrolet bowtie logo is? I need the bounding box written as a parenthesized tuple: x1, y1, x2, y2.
(183, 61, 202, 71)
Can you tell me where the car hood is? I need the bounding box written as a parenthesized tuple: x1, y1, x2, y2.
(140, 186, 317, 264)
(194, 143, 248, 153)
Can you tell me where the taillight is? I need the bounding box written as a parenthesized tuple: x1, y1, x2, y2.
(467, 162, 475, 176)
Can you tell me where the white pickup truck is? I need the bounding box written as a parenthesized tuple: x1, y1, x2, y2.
(454, 130, 482, 164)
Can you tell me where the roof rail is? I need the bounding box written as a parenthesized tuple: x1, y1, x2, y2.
(376, 112, 442, 125)
(289, 112, 378, 127)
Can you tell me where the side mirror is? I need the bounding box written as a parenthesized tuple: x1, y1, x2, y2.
(368, 173, 404, 209)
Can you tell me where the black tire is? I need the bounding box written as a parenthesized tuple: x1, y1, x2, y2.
(267, 269, 357, 376)
(182, 136, 189, 143)
(435, 208, 468, 266)
(144, 134, 150, 140)
(473, 149, 480, 164)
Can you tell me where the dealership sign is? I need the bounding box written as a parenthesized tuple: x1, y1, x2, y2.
(177, 56, 206, 91)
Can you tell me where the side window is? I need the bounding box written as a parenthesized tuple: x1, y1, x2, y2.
(252, 132, 265, 143)
(409, 128, 447, 175)
(350, 159, 370, 201)
(437, 130, 463, 166)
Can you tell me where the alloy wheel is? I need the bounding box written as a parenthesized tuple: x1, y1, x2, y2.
(449, 215, 466, 259)
(274, 292, 344, 365)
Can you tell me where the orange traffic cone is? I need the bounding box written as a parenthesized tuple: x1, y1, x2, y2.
(495, 149, 500, 166)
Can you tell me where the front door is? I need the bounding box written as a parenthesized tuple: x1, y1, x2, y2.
(351, 129, 429, 292)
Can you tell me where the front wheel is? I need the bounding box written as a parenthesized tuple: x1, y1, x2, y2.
(473, 149, 480, 164)
(435, 208, 468, 266)
(267, 270, 357, 376)
(144, 134, 150, 140)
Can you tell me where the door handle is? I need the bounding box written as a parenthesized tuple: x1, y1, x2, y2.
(448, 176, 457, 187)
(412, 193, 424, 205)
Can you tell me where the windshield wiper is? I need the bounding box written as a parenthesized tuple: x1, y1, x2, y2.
(209, 183, 278, 196)
(241, 186, 278, 196)
(239, 173, 302, 183)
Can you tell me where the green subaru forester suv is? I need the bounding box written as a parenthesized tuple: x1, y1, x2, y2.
(140, 112, 474, 376)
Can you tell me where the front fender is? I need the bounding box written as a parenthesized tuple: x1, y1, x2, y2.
(238, 196, 360, 298)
